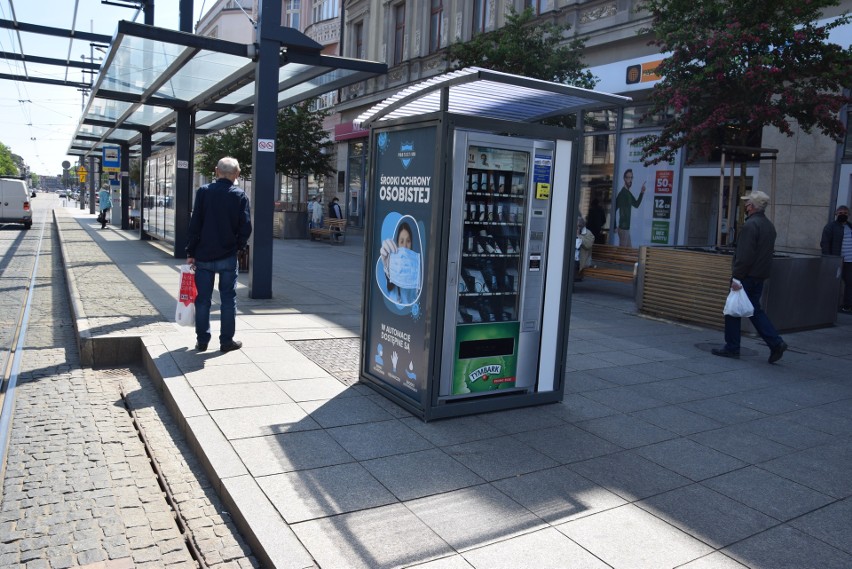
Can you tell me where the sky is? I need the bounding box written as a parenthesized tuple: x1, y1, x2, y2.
(0, 0, 209, 176)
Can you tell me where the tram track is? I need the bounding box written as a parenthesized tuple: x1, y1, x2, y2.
(0, 211, 49, 485)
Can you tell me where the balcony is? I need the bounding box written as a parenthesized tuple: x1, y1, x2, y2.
(305, 19, 340, 49)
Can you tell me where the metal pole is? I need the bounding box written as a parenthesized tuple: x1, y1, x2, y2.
(248, 0, 284, 299)
(88, 155, 96, 214)
(716, 151, 725, 247)
(140, 133, 151, 239)
(727, 158, 736, 244)
(770, 156, 777, 222)
(121, 143, 130, 230)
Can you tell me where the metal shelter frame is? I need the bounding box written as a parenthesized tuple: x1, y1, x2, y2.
(1, 0, 386, 298)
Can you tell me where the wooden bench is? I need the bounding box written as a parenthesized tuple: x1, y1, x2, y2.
(309, 218, 346, 244)
(581, 244, 639, 284)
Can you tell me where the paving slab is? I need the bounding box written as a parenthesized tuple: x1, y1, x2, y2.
(567, 450, 692, 501)
(635, 437, 746, 481)
(702, 466, 835, 521)
(557, 503, 714, 569)
(461, 527, 609, 569)
(722, 524, 852, 569)
(638, 483, 777, 548)
(405, 485, 546, 552)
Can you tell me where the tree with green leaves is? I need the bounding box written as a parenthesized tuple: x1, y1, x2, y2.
(446, 7, 596, 89)
(0, 142, 20, 176)
(275, 101, 334, 197)
(636, 0, 852, 165)
(195, 121, 254, 177)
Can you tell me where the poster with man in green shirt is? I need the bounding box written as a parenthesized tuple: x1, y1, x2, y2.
(615, 168, 645, 247)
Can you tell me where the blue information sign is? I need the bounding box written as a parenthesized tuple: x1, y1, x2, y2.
(103, 146, 121, 172)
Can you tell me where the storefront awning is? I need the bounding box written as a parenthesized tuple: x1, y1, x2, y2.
(68, 20, 386, 159)
(355, 67, 631, 127)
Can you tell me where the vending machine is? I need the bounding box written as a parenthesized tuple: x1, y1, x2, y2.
(361, 116, 578, 421)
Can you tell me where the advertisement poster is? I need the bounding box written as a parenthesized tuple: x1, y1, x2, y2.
(614, 134, 680, 248)
(452, 322, 519, 395)
(365, 126, 437, 403)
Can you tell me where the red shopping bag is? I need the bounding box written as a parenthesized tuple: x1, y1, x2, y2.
(175, 264, 197, 326)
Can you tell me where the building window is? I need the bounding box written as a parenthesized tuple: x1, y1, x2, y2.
(393, 3, 406, 65)
(472, 0, 492, 35)
(429, 0, 443, 54)
(284, 0, 300, 29)
(310, 92, 338, 111)
(312, 0, 339, 24)
(353, 21, 364, 59)
(844, 107, 852, 162)
(523, 0, 542, 15)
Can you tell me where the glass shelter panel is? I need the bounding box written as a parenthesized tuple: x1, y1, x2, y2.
(143, 150, 176, 244)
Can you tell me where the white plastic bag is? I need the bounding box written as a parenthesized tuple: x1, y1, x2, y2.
(175, 264, 197, 327)
(723, 279, 754, 318)
(175, 302, 195, 327)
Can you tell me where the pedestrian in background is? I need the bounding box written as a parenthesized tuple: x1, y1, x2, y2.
(328, 197, 343, 241)
(575, 215, 595, 281)
(329, 196, 343, 220)
(186, 157, 252, 353)
(97, 187, 112, 229)
(820, 205, 852, 313)
(586, 198, 607, 244)
(307, 196, 316, 229)
(311, 195, 323, 229)
(712, 191, 787, 363)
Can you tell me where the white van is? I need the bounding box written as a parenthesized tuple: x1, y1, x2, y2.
(0, 178, 33, 229)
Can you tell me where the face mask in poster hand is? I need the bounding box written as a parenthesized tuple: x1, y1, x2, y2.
(378, 217, 423, 310)
(388, 247, 421, 290)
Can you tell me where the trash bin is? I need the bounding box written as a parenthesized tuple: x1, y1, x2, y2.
(238, 245, 249, 273)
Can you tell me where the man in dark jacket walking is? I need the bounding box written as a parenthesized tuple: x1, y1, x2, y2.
(712, 191, 787, 363)
(186, 157, 252, 353)
(820, 205, 852, 312)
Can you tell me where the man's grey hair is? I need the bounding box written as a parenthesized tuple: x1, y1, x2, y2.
(741, 190, 770, 211)
(577, 215, 586, 229)
(217, 157, 240, 175)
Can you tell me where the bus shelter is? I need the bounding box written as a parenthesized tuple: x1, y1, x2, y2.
(2, 0, 386, 299)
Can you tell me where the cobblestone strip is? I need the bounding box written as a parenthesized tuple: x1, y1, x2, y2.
(119, 368, 258, 569)
(0, 217, 252, 568)
(0, 219, 193, 568)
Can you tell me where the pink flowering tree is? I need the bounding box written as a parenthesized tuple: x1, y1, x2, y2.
(636, 0, 852, 165)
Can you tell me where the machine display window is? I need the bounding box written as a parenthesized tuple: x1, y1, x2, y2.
(457, 146, 529, 324)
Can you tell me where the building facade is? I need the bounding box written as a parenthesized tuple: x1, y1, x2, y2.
(186, 0, 851, 253)
(333, 0, 852, 254)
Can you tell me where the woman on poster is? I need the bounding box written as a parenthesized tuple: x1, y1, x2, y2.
(379, 217, 422, 308)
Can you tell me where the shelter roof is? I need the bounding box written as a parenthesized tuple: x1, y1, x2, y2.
(355, 67, 631, 127)
(68, 20, 386, 158)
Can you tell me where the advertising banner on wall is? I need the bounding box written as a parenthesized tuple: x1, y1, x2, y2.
(364, 126, 438, 403)
(613, 133, 680, 248)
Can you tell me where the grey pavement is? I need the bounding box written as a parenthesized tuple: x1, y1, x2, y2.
(53, 204, 852, 569)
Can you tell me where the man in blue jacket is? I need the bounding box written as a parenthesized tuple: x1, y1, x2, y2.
(186, 157, 252, 353)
